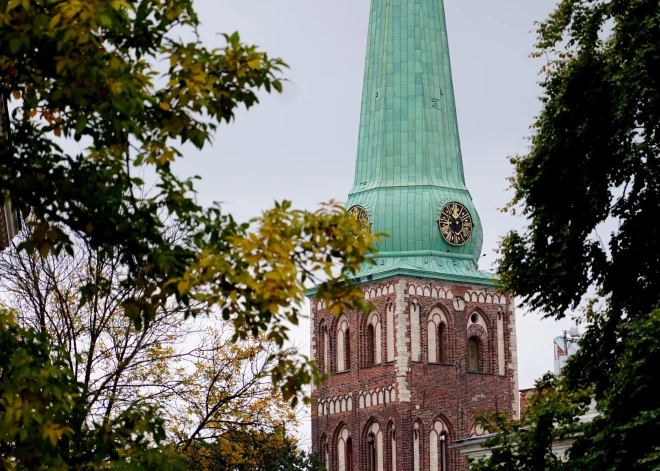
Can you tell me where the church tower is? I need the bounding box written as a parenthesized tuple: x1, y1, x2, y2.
(309, 1, 519, 470)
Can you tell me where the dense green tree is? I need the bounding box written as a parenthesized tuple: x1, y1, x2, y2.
(474, 0, 660, 470)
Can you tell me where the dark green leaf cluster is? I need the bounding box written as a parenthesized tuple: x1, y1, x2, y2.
(499, 0, 660, 323)
(483, 1, 660, 469)
(472, 307, 660, 471)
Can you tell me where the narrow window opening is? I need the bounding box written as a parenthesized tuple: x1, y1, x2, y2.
(347, 437, 354, 471)
(367, 324, 375, 365)
(468, 337, 480, 371)
(345, 328, 351, 370)
(440, 433, 448, 471)
(368, 434, 376, 471)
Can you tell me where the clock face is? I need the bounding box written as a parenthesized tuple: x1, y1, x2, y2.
(439, 202, 473, 246)
(347, 206, 370, 238)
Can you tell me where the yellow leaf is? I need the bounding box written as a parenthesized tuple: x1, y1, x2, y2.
(48, 13, 61, 29)
(160, 102, 170, 111)
(177, 280, 188, 295)
(248, 59, 261, 69)
(12, 90, 20, 100)
(54, 127, 62, 137)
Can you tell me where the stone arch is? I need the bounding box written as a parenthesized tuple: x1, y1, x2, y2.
(386, 420, 396, 471)
(335, 424, 353, 471)
(336, 314, 350, 372)
(362, 311, 381, 367)
(429, 417, 452, 471)
(416, 286, 423, 296)
(467, 324, 489, 372)
(427, 306, 451, 363)
(467, 310, 489, 334)
(388, 285, 395, 295)
(468, 421, 487, 437)
(486, 294, 493, 303)
(317, 319, 329, 373)
(408, 285, 415, 295)
(446, 289, 454, 299)
(424, 286, 431, 297)
(438, 289, 446, 299)
(478, 293, 486, 303)
(413, 421, 423, 471)
(363, 419, 384, 471)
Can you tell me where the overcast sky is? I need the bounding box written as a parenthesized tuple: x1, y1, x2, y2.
(180, 0, 577, 442)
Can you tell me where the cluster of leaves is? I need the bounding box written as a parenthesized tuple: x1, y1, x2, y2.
(473, 306, 660, 471)
(184, 429, 324, 471)
(0, 227, 301, 455)
(0, 0, 378, 406)
(481, 0, 660, 469)
(498, 0, 660, 328)
(0, 310, 183, 470)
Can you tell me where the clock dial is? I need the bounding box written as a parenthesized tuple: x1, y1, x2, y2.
(439, 202, 473, 246)
(347, 206, 370, 238)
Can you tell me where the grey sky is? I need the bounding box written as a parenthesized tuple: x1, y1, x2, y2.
(183, 0, 577, 435)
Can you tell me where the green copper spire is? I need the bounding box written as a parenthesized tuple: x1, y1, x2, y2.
(346, 0, 493, 285)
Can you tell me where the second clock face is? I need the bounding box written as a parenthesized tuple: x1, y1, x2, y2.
(439, 202, 473, 246)
(347, 205, 371, 238)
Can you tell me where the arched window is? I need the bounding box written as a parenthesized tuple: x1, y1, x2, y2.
(368, 434, 376, 471)
(390, 426, 396, 471)
(345, 327, 351, 370)
(321, 435, 329, 470)
(365, 422, 383, 471)
(367, 324, 375, 365)
(468, 337, 480, 371)
(365, 313, 382, 366)
(427, 308, 448, 363)
(413, 423, 420, 471)
(324, 326, 330, 373)
(337, 316, 350, 371)
(318, 321, 328, 373)
(430, 420, 450, 471)
(338, 427, 352, 471)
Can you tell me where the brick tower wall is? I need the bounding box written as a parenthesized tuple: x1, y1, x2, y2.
(310, 276, 518, 471)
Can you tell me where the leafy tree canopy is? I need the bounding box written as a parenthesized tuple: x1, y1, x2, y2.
(477, 1, 660, 470)
(0, 0, 377, 406)
(184, 428, 324, 471)
(0, 310, 184, 470)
